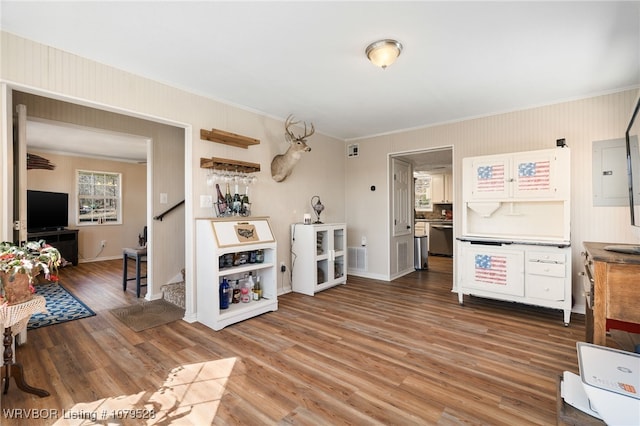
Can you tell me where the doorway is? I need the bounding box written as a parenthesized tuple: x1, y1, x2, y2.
(7, 89, 187, 301)
(391, 147, 454, 278)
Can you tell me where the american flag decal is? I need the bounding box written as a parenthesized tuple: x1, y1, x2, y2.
(475, 254, 507, 285)
(517, 160, 550, 191)
(476, 164, 505, 192)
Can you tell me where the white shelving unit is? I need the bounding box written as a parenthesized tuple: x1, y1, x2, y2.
(196, 217, 277, 331)
(291, 223, 347, 296)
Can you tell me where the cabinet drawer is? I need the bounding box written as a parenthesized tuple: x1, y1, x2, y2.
(527, 275, 565, 301)
(527, 261, 566, 277)
(526, 251, 565, 264)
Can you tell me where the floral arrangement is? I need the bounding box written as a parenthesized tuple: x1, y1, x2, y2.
(0, 240, 61, 303)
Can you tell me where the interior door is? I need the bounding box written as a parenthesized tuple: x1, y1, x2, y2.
(390, 158, 414, 277)
(13, 104, 27, 243)
(392, 158, 411, 236)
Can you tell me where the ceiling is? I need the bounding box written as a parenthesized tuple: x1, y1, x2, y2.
(2, 1, 639, 145)
(25, 119, 149, 163)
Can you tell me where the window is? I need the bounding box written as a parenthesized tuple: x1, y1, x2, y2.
(77, 170, 122, 225)
(414, 172, 433, 212)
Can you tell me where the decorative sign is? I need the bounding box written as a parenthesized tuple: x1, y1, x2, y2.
(234, 223, 258, 242)
(210, 217, 274, 247)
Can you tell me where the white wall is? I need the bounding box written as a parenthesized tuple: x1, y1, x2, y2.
(347, 89, 640, 313)
(0, 31, 346, 320)
(26, 150, 146, 261)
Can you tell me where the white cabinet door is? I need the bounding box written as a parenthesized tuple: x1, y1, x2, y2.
(511, 150, 565, 199)
(458, 243, 525, 297)
(430, 172, 453, 203)
(467, 156, 510, 199)
(444, 172, 453, 203)
(431, 173, 445, 203)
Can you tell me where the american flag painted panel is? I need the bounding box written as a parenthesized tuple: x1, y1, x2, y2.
(474, 254, 507, 285)
(517, 160, 550, 191)
(476, 164, 505, 192)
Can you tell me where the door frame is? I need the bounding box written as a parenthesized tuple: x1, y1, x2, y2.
(0, 81, 194, 311)
(388, 146, 455, 284)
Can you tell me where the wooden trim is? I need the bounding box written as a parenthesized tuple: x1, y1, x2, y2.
(200, 128, 259, 148)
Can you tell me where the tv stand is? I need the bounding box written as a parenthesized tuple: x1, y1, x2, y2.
(27, 229, 79, 266)
(604, 244, 640, 255)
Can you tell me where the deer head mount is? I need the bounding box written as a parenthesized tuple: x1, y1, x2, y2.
(271, 115, 315, 182)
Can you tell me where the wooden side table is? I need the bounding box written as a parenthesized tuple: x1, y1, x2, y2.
(0, 295, 49, 397)
(582, 242, 640, 346)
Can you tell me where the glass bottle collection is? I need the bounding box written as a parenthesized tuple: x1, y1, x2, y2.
(215, 183, 251, 217)
(219, 272, 263, 309)
(218, 250, 264, 269)
(207, 170, 257, 218)
(218, 250, 265, 309)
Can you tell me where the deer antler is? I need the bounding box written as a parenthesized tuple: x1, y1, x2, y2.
(285, 114, 315, 142)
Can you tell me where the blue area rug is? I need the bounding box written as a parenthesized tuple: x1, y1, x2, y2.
(28, 283, 96, 330)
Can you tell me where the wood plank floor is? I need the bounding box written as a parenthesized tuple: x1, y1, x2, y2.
(2, 257, 591, 425)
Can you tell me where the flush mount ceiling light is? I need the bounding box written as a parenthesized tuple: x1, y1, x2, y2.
(366, 39, 403, 69)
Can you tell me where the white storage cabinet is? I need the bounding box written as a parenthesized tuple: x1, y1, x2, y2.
(196, 217, 277, 331)
(465, 148, 569, 201)
(457, 147, 572, 325)
(291, 223, 347, 295)
(457, 241, 572, 325)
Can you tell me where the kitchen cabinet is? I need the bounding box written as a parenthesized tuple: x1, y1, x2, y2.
(196, 217, 277, 331)
(431, 172, 453, 203)
(462, 147, 571, 242)
(465, 148, 569, 201)
(458, 240, 572, 325)
(291, 223, 347, 295)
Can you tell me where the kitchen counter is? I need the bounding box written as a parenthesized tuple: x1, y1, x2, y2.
(415, 219, 453, 224)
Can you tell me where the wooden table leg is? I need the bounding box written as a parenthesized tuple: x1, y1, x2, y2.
(2, 326, 49, 397)
(7, 363, 49, 397)
(3, 326, 12, 394)
(593, 261, 607, 346)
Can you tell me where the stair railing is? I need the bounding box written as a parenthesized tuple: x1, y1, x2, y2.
(154, 200, 185, 221)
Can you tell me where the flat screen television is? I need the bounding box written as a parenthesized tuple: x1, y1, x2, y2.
(626, 95, 640, 227)
(27, 190, 69, 232)
(605, 95, 640, 254)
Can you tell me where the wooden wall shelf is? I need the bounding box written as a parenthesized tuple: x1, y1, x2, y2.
(200, 157, 261, 173)
(200, 128, 260, 149)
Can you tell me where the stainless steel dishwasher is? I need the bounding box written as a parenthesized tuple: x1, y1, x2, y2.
(429, 223, 453, 256)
